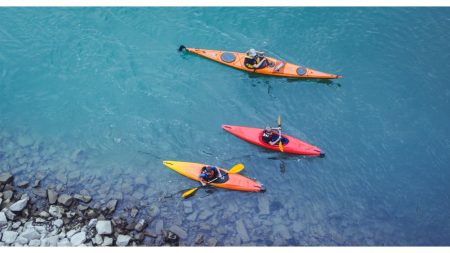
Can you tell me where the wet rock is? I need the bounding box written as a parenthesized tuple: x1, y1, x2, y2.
(57, 238, 71, 246)
(70, 231, 86, 246)
(148, 204, 160, 217)
(87, 218, 97, 228)
(116, 234, 131, 246)
(12, 221, 22, 229)
(9, 197, 29, 212)
(130, 208, 139, 218)
(169, 225, 188, 239)
(105, 199, 117, 214)
(32, 188, 47, 198)
(236, 219, 249, 243)
(102, 236, 113, 246)
(66, 229, 79, 238)
(125, 223, 136, 231)
(0, 173, 13, 185)
(258, 197, 270, 215)
(47, 189, 58, 204)
(38, 211, 50, 218)
(0, 212, 7, 226)
(16, 181, 29, 188)
(49, 205, 65, 218)
(183, 201, 193, 214)
(3, 209, 16, 220)
(134, 232, 145, 242)
(58, 194, 73, 206)
(92, 234, 103, 245)
(135, 219, 147, 232)
(96, 220, 113, 235)
(74, 193, 92, 203)
(32, 179, 40, 188)
(16, 236, 28, 245)
(143, 230, 157, 238)
(207, 238, 218, 246)
(19, 228, 40, 241)
(28, 239, 41, 246)
(194, 234, 204, 245)
(77, 205, 89, 211)
(3, 190, 13, 200)
(1, 231, 18, 244)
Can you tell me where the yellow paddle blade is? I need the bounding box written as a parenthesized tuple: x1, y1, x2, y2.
(279, 141, 284, 152)
(182, 187, 199, 198)
(228, 163, 244, 174)
(277, 114, 281, 127)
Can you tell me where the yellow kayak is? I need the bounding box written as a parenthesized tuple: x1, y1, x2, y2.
(179, 45, 342, 79)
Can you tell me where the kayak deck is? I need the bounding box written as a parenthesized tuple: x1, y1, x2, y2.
(222, 125, 323, 156)
(183, 47, 342, 79)
(162, 161, 264, 192)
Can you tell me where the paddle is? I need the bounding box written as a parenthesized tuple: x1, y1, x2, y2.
(277, 114, 284, 152)
(181, 163, 244, 199)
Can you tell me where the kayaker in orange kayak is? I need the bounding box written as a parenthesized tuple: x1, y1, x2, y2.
(244, 48, 268, 69)
(262, 126, 282, 145)
(199, 165, 224, 186)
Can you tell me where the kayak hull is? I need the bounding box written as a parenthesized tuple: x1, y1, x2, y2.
(184, 47, 341, 79)
(222, 125, 323, 156)
(162, 161, 264, 192)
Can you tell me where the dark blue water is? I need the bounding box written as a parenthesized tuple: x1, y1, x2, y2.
(1, 7, 449, 245)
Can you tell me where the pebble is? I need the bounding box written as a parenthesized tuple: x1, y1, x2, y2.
(102, 236, 113, 246)
(1, 231, 18, 244)
(57, 194, 73, 206)
(96, 220, 113, 235)
(116, 234, 131, 246)
(0, 172, 13, 184)
(169, 225, 188, 239)
(70, 231, 87, 246)
(47, 189, 58, 204)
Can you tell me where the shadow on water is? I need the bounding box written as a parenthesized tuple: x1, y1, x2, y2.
(246, 72, 343, 87)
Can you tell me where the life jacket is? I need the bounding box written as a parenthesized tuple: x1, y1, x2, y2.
(201, 166, 217, 180)
(262, 130, 273, 143)
(244, 55, 265, 69)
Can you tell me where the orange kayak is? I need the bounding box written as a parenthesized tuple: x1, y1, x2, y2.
(179, 45, 342, 79)
(162, 161, 264, 192)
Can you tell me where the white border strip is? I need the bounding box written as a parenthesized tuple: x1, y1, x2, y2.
(0, 0, 450, 7)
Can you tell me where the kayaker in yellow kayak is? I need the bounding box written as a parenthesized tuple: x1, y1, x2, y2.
(199, 165, 224, 186)
(262, 126, 282, 146)
(244, 48, 268, 69)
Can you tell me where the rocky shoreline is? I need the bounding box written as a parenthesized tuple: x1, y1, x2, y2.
(0, 171, 195, 246)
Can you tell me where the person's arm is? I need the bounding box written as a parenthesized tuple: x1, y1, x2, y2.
(199, 177, 207, 186)
(269, 130, 282, 145)
(253, 57, 267, 68)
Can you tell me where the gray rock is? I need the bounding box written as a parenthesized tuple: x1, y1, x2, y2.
(32, 187, 47, 198)
(258, 196, 270, 215)
(105, 199, 118, 214)
(0, 198, 2, 206)
(134, 219, 147, 232)
(57, 194, 73, 206)
(32, 179, 40, 188)
(116, 234, 131, 246)
(96, 220, 112, 235)
(130, 208, 139, 218)
(16, 236, 28, 245)
(3, 209, 16, 220)
(207, 238, 218, 246)
(57, 238, 71, 246)
(70, 231, 86, 246)
(47, 189, 58, 204)
(236, 219, 249, 243)
(74, 193, 92, 203)
(9, 197, 29, 212)
(93, 234, 103, 245)
(49, 205, 64, 218)
(19, 228, 41, 241)
(1, 231, 18, 244)
(102, 236, 113, 246)
(53, 219, 64, 228)
(0, 212, 7, 226)
(87, 218, 97, 229)
(38, 211, 50, 218)
(12, 221, 22, 229)
(169, 225, 188, 239)
(0, 172, 13, 185)
(66, 229, 79, 238)
(2, 190, 13, 200)
(17, 181, 29, 188)
(41, 235, 59, 246)
(28, 239, 41, 246)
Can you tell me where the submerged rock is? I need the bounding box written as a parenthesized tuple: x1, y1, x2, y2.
(235, 219, 250, 243)
(16, 181, 29, 188)
(47, 189, 58, 204)
(57, 194, 73, 206)
(207, 238, 218, 246)
(105, 199, 118, 214)
(258, 197, 270, 215)
(169, 225, 188, 239)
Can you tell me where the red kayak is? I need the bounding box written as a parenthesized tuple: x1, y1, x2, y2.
(222, 125, 324, 156)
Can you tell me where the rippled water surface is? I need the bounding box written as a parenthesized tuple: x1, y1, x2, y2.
(1, 7, 450, 245)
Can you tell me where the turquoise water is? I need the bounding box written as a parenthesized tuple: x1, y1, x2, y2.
(1, 7, 450, 245)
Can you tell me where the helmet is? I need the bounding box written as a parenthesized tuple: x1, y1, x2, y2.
(200, 173, 207, 178)
(247, 48, 257, 57)
(264, 126, 271, 132)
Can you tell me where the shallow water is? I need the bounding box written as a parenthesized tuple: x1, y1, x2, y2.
(1, 7, 450, 245)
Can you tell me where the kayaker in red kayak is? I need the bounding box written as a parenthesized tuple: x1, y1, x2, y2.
(244, 48, 268, 69)
(199, 165, 223, 186)
(262, 126, 282, 146)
